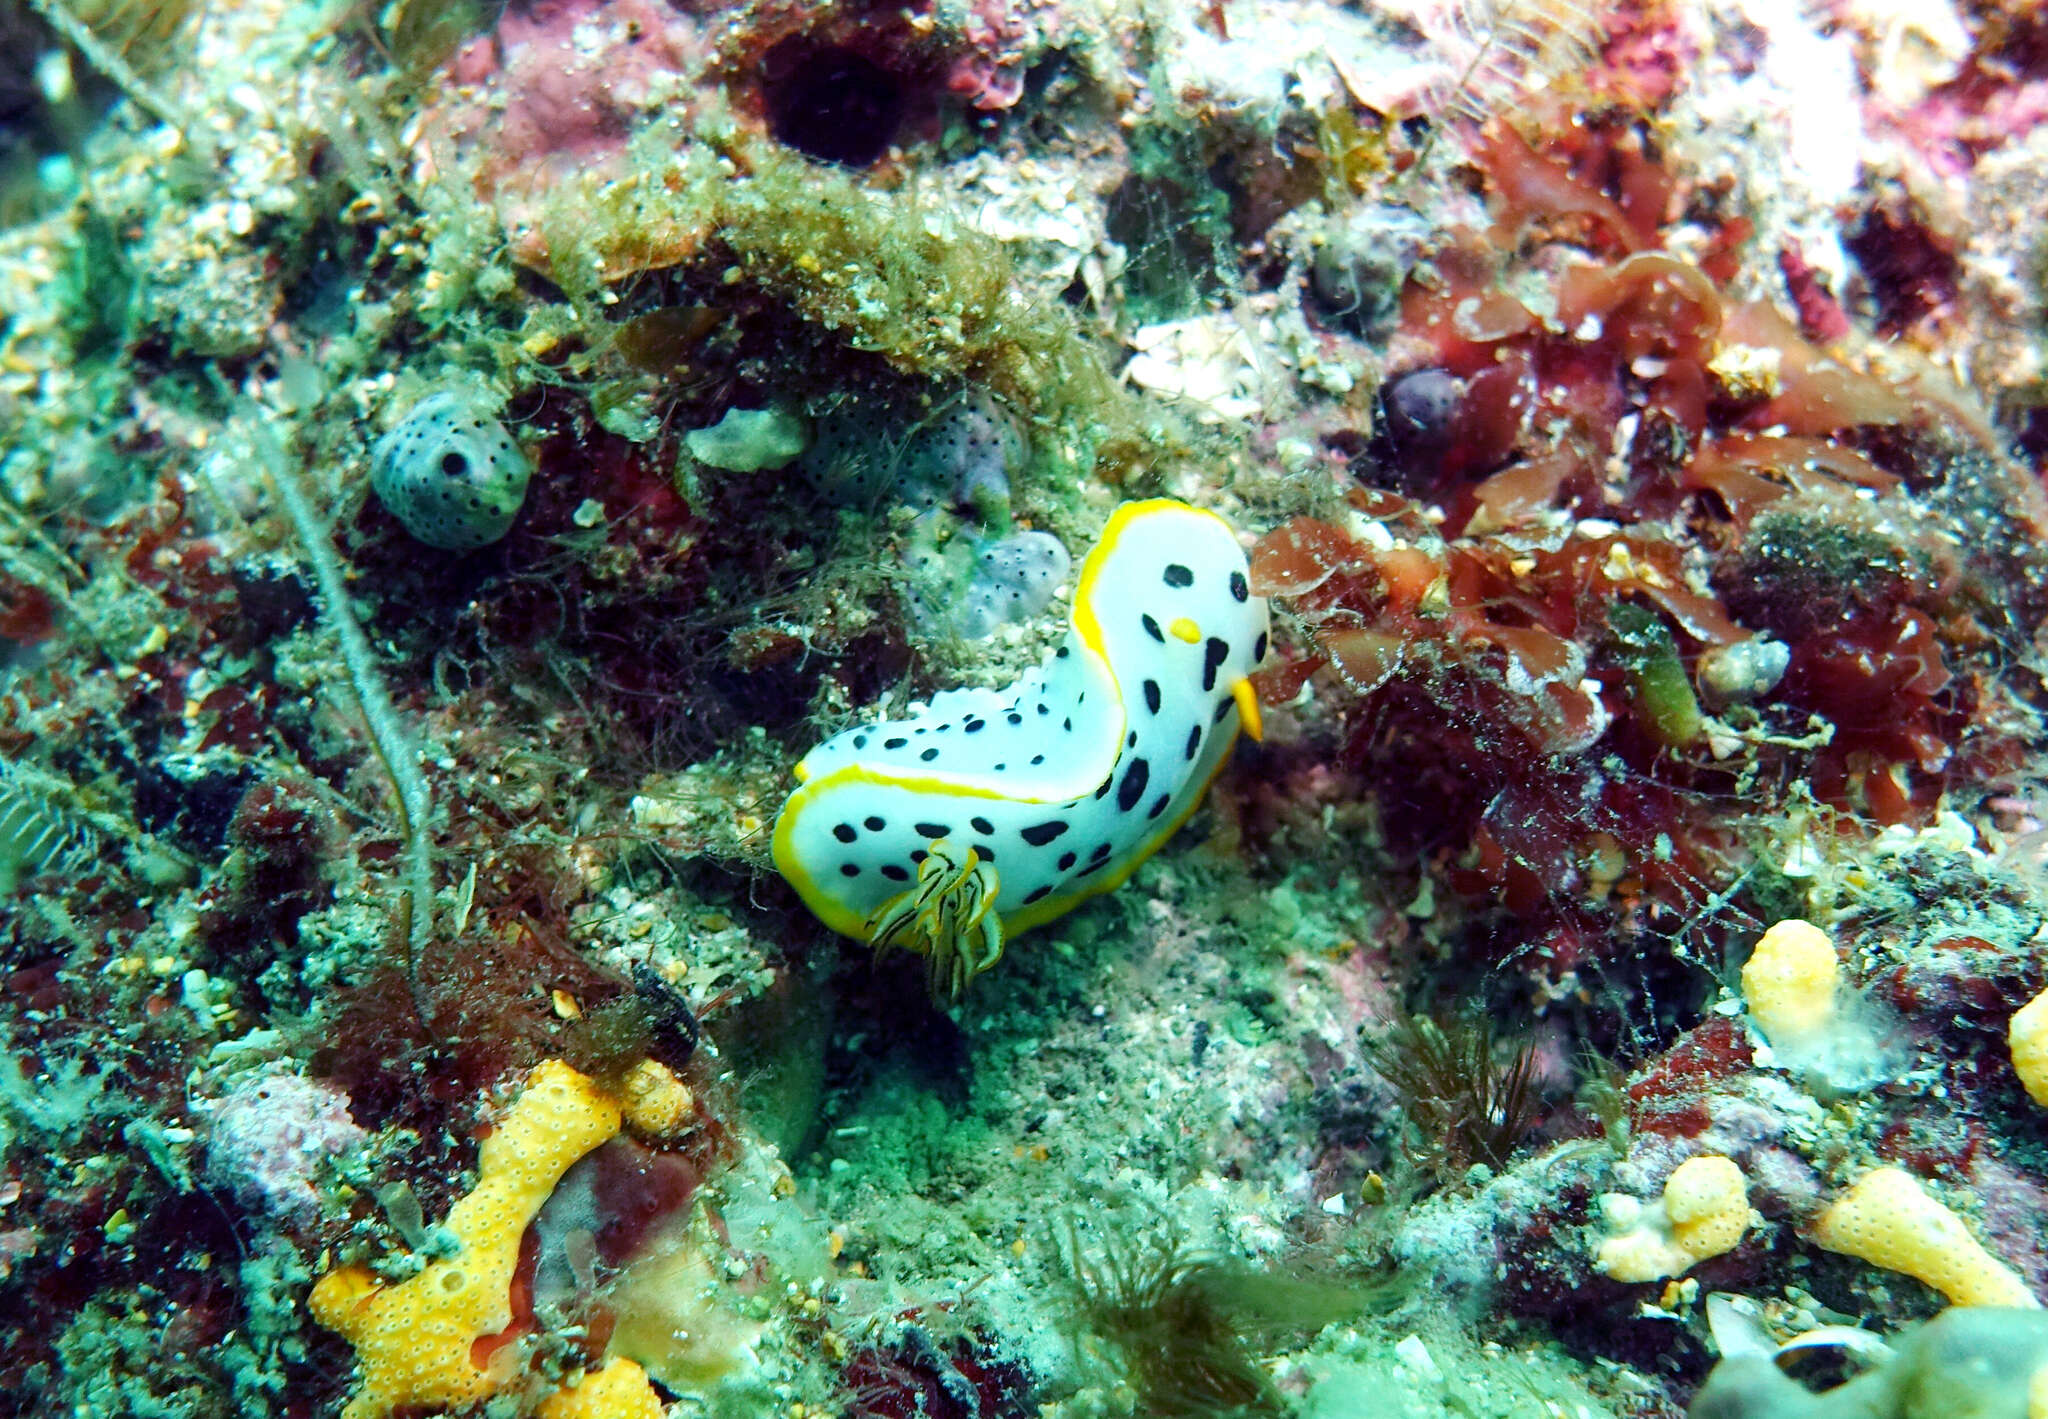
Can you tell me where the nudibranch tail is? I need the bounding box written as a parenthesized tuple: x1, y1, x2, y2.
(771, 498, 1270, 993)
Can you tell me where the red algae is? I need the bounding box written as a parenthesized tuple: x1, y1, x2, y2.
(1263, 85, 2048, 1013)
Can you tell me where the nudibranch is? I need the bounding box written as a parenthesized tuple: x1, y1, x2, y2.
(772, 499, 1269, 998)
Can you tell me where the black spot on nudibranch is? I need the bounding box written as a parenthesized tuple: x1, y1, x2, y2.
(1057, 851, 1077, 871)
(964, 720, 986, 733)
(1142, 679, 1161, 714)
(881, 864, 909, 882)
(1253, 631, 1268, 662)
(854, 735, 869, 749)
(1214, 699, 1234, 723)
(1006, 713, 1023, 726)
(971, 816, 995, 835)
(1117, 757, 1150, 813)
(1163, 563, 1194, 588)
(1185, 725, 1202, 759)
(1020, 820, 1070, 846)
(1230, 571, 1249, 602)
(1142, 614, 1164, 643)
(920, 748, 940, 762)
(840, 864, 861, 877)
(1024, 886, 1052, 903)
(884, 737, 909, 750)
(865, 815, 886, 831)
(1148, 793, 1171, 819)
(1030, 754, 1045, 765)
(833, 823, 857, 843)
(1090, 841, 1113, 861)
(1201, 638, 1230, 692)
(914, 821, 952, 840)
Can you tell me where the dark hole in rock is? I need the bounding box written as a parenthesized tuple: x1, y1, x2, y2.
(764, 40, 904, 168)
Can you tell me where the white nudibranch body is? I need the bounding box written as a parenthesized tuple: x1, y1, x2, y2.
(772, 499, 1268, 993)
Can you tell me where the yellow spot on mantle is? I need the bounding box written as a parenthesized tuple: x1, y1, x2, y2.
(1168, 616, 1201, 643)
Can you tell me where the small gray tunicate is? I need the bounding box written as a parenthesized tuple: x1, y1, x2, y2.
(1698, 637, 1791, 702)
(1310, 204, 1432, 338)
(371, 391, 532, 551)
(899, 394, 1022, 514)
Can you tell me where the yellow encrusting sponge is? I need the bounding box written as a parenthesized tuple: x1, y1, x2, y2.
(1742, 919, 1840, 1046)
(537, 1356, 667, 1419)
(1594, 1154, 1756, 1282)
(309, 1059, 634, 1419)
(1810, 1166, 2040, 1309)
(2010, 987, 2048, 1108)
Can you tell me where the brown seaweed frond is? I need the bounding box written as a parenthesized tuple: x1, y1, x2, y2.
(1368, 1011, 1544, 1181)
(1054, 1219, 1361, 1417)
(378, 0, 493, 83)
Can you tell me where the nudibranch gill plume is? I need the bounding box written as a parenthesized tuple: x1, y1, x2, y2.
(771, 499, 1270, 997)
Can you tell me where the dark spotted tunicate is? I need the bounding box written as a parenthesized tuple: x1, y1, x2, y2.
(370, 391, 531, 551)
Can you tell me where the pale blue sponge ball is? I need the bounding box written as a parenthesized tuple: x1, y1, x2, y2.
(371, 392, 532, 551)
(908, 528, 1071, 640)
(802, 390, 1022, 512)
(956, 531, 1070, 639)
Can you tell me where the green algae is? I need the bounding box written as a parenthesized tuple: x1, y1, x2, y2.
(1608, 601, 1704, 750)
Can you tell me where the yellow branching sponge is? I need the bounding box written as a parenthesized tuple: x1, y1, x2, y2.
(1742, 919, 1840, 1046)
(1810, 1166, 2041, 1309)
(2011, 987, 2048, 1108)
(1595, 1154, 1756, 1282)
(309, 1060, 643, 1419)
